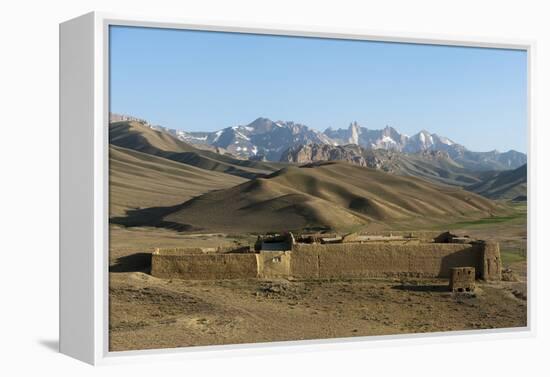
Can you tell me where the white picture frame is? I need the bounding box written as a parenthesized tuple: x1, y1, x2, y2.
(59, 11, 536, 365)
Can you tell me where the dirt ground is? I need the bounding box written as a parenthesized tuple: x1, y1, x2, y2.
(109, 223, 527, 351)
(109, 270, 526, 351)
(108, 202, 527, 352)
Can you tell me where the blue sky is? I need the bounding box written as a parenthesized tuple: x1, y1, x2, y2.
(110, 26, 527, 153)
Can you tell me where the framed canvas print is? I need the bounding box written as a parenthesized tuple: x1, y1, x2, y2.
(60, 12, 534, 365)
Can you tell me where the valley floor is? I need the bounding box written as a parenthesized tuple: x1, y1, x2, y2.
(109, 272, 526, 352)
(108, 203, 527, 351)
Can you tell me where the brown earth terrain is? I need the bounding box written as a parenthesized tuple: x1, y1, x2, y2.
(109, 202, 527, 351)
(109, 145, 246, 217)
(110, 121, 283, 179)
(113, 161, 505, 234)
(108, 120, 527, 352)
(110, 262, 526, 351)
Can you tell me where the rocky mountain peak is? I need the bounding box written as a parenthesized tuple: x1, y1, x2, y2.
(115, 114, 527, 170)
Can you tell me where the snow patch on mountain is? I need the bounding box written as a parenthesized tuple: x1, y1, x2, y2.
(127, 114, 526, 170)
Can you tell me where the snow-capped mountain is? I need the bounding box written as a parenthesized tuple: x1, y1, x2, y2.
(109, 113, 526, 170)
(403, 130, 466, 156)
(181, 117, 335, 160)
(326, 122, 459, 154)
(323, 121, 526, 170)
(325, 122, 408, 150)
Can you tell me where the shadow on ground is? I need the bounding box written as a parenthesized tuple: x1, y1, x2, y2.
(110, 253, 152, 273)
(391, 284, 449, 292)
(38, 339, 59, 353)
(110, 202, 193, 232)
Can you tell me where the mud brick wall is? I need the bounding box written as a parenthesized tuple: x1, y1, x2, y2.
(151, 253, 258, 279)
(256, 251, 291, 278)
(480, 241, 502, 280)
(290, 243, 488, 279)
(354, 231, 448, 240)
(155, 246, 251, 255)
(289, 246, 319, 279)
(151, 241, 501, 281)
(153, 247, 217, 255)
(449, 267, 476, 292)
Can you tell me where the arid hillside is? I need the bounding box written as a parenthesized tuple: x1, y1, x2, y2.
(107, 118, 526, 353)
(467, 164, 527, 200)
(110, 161, 502, 233)
(110, 121, 283, 179)
(109, 145, 246, 217)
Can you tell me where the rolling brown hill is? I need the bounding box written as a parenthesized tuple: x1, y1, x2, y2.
(467, 164, 527, 200)
(109, 145, 246, 217)
(114, 161, 501, 233)
(109, 121, 283, 179)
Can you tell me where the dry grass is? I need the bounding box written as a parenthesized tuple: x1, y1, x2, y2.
(159, 162, 504, 233)
(109, 145, 246, 217)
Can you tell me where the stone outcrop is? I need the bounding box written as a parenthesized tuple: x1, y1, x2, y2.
(280, 143, 374, 167)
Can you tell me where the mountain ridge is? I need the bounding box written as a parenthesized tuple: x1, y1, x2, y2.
(280, 143, 484, 188)
(109, 113, 525, 171)
(109, 120, 283, 179)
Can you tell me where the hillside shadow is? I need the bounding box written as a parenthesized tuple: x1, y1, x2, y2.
(110, 253, 152, 273)
(110, 202, 193, 232)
